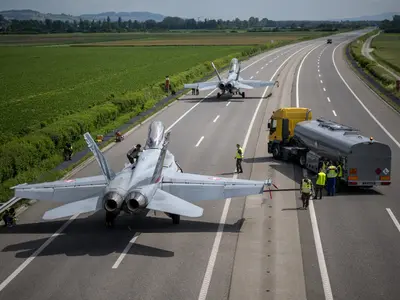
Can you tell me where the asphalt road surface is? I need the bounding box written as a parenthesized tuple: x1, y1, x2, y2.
(2, 29, 398, 300)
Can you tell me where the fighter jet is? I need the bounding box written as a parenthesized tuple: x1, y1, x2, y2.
(184, 58, 279, 99)
(11, 121, 274, 227)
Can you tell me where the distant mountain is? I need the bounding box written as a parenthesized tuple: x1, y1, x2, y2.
(330, 12, 400, 21)
(0, 9, 165, 22)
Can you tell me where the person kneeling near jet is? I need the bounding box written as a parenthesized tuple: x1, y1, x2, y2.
(127, 144, 142, 166)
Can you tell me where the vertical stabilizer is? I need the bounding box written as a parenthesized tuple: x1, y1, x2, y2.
(235, 62, 241, 81)
(83, 133, 115, 183)
(211, 62, 222, 82)
(151, 131, 170, 184)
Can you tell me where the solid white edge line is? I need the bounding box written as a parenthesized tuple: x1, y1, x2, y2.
(195, 136, 205, 147)
(112, 235, 140, 269)
(296, 43, 334, 300)
(213, 115, 220, 123)
(327, 97, 331, 102)
(0, 213, 80, 292)
(226, 101, 231, 107)
(332, 41, 400, 148)
(386, 208, 400, 233)
(198, 43, 312, 300)
(332, 110, 337, 116)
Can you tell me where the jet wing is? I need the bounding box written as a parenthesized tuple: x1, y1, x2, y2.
(11, 175, 107, 203)
(184, 81, 219, 91)
(161, 171, 269, 202)
(237, 79, 277, 89)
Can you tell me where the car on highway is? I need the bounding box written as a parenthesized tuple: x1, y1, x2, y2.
(327, 38, 332, 44)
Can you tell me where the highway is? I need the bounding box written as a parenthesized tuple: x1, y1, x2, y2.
(1, 29, 399, 300)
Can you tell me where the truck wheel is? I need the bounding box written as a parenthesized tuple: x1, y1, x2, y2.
(299, 155, 306, 167)
(272, 145, 281, 159)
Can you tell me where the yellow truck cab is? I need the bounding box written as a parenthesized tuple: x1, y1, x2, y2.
(267, 107, 312, 156)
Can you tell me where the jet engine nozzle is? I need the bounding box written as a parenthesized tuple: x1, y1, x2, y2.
(125, 191, 148, 212)
(218, 83, 225, 90)
(226, 83, 233, 90)
(103, 191, 124, 212)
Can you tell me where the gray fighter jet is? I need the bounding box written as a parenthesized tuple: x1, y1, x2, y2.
(184, 58, 279, 99)
(12, 121, 273, 227)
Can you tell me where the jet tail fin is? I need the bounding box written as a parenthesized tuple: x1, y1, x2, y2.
(83, 132, 115, 183)
(42, 197, 102, 220)
(235, 63, 241, 81)
(151, 131, 170, 184)
(147, 189, 203, 218)
(211, 62, 222, 82)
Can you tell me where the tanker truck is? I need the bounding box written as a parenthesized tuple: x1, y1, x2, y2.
(267, 107, 392, 187)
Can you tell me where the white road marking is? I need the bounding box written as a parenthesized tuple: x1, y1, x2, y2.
(296, 43, 323, 107)
(386, 208, 400, 233)
(327, 97, 331, 102)
(297, 43, 334, 300)
(318, 69, 320, 73)
(266, 63, 268, 66)
(261, 66, 264, 70)
(332, 42, 400, 148)
(320, 80, 323, 83)
(250, 76, 254, 79)
(0, 214, 80, 292)
(198, 43, 312, 300)
(195, 136, 205, 147)
(226, 101, 231, 107)
(332, 110, 337, 116)
(256, 71, 259, 74)
(112, 235, 140, 269)
(319, 74, 321, 77)
(323, 87, 326, 91)
(213, 115, 220, 123)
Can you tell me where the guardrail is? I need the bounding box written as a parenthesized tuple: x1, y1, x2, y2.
(0, 197, 23, 215)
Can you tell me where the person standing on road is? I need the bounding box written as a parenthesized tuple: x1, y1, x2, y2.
(326, 163, 338, 196)
(301, 176, 313, 210)
(235, 144, 244, 173)
(315, 169, 327, 199)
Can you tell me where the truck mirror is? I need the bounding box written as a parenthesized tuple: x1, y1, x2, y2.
(267, 123, 271, 129)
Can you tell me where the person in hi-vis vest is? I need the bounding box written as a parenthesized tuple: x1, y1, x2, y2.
(235, 144, 244, 173)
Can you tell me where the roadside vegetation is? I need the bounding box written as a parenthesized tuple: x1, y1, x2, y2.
(349, 26, 400, 100)
(370, 33, 400, 75)
(0, 14, 363, 204)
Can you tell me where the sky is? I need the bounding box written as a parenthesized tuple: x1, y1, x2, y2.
(0, 0, 398, 20)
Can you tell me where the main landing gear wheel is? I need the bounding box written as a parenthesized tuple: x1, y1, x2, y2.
(105, 211, 117, 228)
(217, 92, 221, 98)
(171, 214, 180, 224)
(241, 92, 245, 98)
(299, 155, 306, 167)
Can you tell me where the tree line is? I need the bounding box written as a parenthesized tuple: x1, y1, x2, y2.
(0, 14, 376, 34)
(379, 15, 400, 33)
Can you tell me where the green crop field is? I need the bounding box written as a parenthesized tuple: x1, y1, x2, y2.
(0, 31, 324, 46)
(371, 33, 400, 74)
(0, 45, 251, 141)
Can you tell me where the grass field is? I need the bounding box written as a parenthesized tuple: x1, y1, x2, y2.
(0, 45, 250, 140)
(0, 31, 324, 46)
(371, 33, 400, 74)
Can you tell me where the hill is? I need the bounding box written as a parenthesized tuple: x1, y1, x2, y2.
(0, 9, 165, 22)
(331, 12, 400, 21)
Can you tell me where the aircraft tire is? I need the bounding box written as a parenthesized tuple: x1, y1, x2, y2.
(171, 214, 180, 224)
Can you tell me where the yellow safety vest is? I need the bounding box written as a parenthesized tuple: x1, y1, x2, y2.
(337, 165, 343, 177)
(321, 162, 327, 172)
(316, 172, 326, 185)
(236, 147, 244, 159)
(301, 180, 312, 194)
(327, 166, 337, 178)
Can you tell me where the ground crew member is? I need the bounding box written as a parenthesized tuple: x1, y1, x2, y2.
(64, 143, 73, 161)
(336, 162, 343, 192)
(127, 144, 142, 164)
(315, 169, 327, 199)
(235, 144, 244, 173)
(301, 176, 313, 209)
(326, 163, 338, 196)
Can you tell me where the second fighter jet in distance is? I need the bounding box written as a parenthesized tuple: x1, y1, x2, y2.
(184, 58, 279, 99)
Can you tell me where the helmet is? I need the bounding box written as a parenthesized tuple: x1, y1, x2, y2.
(136, 144, 141, 148)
